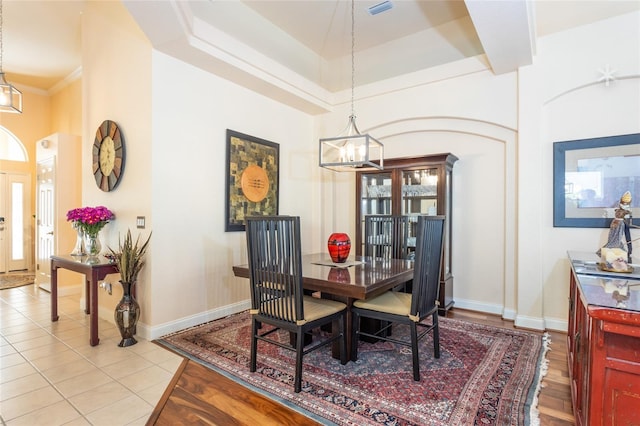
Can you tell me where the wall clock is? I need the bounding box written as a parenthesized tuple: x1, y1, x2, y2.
(93, 120, 125, 192)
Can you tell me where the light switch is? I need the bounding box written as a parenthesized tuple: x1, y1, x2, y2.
(136, 216, 145, 229)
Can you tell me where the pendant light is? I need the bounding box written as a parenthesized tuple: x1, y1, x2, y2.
(319, 0, 383, 171)
(0, 0, 22, 114)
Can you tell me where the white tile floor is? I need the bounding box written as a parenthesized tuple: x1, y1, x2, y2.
(0, 283, 184, 426)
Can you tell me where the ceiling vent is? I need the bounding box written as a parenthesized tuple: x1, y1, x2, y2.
(368, 1, 393, 16)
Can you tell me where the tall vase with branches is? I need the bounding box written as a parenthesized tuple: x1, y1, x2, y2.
(109, 229, 151, 347)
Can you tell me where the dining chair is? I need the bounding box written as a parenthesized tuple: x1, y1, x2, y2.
(364, 214, 411, 260)
(362, 214, 413, 339)
(351, 215, 445, 381)
(365, 214, 413, 291)
(245, 215, 347, 393)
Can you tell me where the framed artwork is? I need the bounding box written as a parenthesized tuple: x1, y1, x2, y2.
(225, 129, 279, 232)
(553, 133, 640, 227)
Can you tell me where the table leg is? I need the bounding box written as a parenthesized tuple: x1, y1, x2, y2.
(85, 279, 90, 314)
(51, 264, 59, 322)
(332, 298, 354, 361)
(89, 273, 100, 346)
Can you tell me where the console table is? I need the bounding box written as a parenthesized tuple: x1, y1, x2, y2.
(50, 255, 119, 346)
(567, 251, 640, 425)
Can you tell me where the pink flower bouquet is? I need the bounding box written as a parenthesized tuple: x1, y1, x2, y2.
(66, 206, 115, 236)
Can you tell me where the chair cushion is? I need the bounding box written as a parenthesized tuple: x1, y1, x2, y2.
(353, 291, 412, 316)
(301, 296, 346, 323)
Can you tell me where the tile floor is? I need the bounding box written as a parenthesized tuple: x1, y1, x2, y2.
(0, 283, 184, 426)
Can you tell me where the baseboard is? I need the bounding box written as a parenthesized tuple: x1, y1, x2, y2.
(544, 317, 568, 333)
(514, 314, 545, 331)
(146, 300, 251, 341)
(453, 298, 504, 316)
(454, 298, 563, 332)
(502, 308, 517, 321)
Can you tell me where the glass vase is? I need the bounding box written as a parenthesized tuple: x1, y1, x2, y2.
(84, 232, 102, 257)
(327, 233, 351, 263)
(70, 224, 86, 256)
(115, 281, 140, 347)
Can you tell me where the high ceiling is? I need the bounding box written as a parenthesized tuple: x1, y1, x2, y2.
(3, 0, 639, 94)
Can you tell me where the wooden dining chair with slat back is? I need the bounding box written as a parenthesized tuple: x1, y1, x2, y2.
(364, 214, 411, 260)
(352, 215, 445, 381)
(245, 215, 348, 393)
(362, 215, 412, 339)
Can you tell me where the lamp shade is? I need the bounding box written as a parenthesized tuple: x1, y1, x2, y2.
(0, 73, 22, 113)
(319, 133, 383, 171)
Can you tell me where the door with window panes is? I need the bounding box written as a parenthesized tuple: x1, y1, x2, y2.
(0, 172, 31, 273)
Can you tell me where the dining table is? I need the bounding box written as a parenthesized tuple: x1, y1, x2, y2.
(232, 252, 414, 360)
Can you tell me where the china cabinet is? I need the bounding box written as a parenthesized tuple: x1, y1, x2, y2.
(567, 251, 640, 426)
(355, 153, 457, 314)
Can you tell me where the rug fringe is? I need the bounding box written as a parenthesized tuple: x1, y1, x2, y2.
(528, 331, 551, 426)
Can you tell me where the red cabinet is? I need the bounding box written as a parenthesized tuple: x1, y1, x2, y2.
(568, 253, 640, 425)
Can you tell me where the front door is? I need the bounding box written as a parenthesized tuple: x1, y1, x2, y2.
(0, 172, 31, 272)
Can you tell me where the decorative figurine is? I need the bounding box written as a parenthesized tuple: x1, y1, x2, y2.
(598, 191, 637, 267)
(619, 191, 634, 259)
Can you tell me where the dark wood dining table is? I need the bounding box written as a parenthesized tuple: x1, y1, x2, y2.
(232, 253, 414, 360)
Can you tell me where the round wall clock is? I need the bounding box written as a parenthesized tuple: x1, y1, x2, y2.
(93, 120, 125, 192)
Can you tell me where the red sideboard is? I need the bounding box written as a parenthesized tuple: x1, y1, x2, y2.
(567, 252, 640, 426)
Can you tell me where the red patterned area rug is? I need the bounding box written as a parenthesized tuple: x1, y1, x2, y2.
(156, 311, 549, 426)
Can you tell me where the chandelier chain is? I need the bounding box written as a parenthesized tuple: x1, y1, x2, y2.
(0, 0, 4, 73)
(350, 0, 355, 118)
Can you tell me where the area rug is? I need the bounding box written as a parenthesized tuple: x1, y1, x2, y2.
(0, 273, 35, 290)
(157, 311, 549, 426)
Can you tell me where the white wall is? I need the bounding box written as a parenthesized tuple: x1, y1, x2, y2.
(536, 12, 640, 330)
(149, 52, 316, 335)
(82, 1, 154, 327)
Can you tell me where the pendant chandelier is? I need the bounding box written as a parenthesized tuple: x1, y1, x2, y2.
(319, 0, 383, 171)
(0, 0, 22, 114)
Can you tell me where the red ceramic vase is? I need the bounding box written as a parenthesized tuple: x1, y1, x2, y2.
(328, 267, 351, 283)
(327, 233, 351, 263)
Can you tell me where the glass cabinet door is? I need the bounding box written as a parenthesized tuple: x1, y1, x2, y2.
(401, 168, 438, 216)
(359, 172, 392, 254)
(402, 168, 438, 256)
(360, 172, 393, 215)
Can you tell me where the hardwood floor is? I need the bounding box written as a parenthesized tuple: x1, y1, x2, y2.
(147, 359, 319, 425)
(447, 310, 575, 426)
(147, 309, 575, 425)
